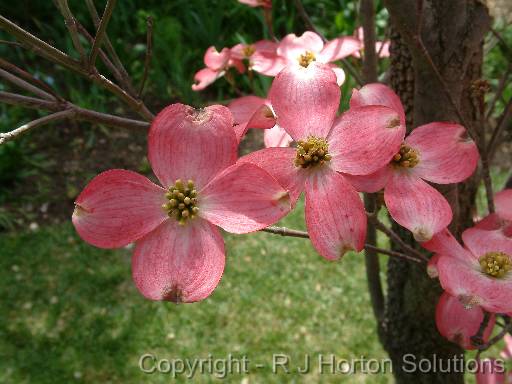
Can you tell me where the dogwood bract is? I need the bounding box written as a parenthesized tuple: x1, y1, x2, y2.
(345, 83, 479, 241)
(241, 63, 405, 259)
(72, 104, 291, 303)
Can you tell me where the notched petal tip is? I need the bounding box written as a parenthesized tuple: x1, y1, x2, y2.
(386, 115, 401, 129)
(339, 244, 355, 259)
(413, 227, 433, 242)
(458, 294, 482, 310)
(72, 203, 90, 217)
(162, 285, 184, 303)
(273, 190, 291, 209)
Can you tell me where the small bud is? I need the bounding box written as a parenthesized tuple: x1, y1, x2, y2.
(184, 197, 191, 205)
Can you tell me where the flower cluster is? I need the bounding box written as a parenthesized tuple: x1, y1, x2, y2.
(425, 189, 512, 352)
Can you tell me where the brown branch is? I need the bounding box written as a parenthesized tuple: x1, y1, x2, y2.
(474, 315, 511, 353)
(0, 91, 149, 132)
(488, 97, 512, 162)
(0, 68, 55, 101)
(0, 58, 62, 101)
(372, 218, 429, 262)
(262, 225, 424, 263)
(360, 0, 378, 83)
(138, 16, 153, 97)
(0, 39, 22, 47)
(0, 15, 154, 121)
(486, 62, 511, 120)
(55, 0, 86, 62)
(0, 110, 75, 144)
(89, 0, 117, 69)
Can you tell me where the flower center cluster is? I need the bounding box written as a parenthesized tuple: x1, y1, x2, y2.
(391, 144, 419, 168)
(298, 51, 316, 68)
(295, 136, 331, 168)
(479, 251, 512, 278)
(242, 45, 256, 57)
(162, 179, 199, 225)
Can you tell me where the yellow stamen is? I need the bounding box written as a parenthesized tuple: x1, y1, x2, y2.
(479, 251, 511, 278)
(391, 143, 420, 168)
(163, 179, 199, 225)
(298, 51, 316, 68)
(295, 136, 331, 169)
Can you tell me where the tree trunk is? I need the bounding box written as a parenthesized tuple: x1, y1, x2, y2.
(379, 1, 491, 383)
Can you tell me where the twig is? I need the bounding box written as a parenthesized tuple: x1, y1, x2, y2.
(360, 0, 378, 83)
(89, 0, 117, 69)
(475, 315, 511, 353)
(138, 16, 153, 97)
(0, 91, 149, 132)
(0, 110, 75, 144)
(372, 218, 429, 262)
(471, 311, 492, 348)
(486, 62, 511, 120)
(0, 68, 55, 101)
(262, 225, 424, 262)
(490, 27, 512, 59)
(55, 0, 86, 62)
(0, 39, 22, 47)
(488, 98, 512, 162)
(0, 58, 62, 101)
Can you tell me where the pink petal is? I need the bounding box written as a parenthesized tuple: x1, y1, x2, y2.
(328, 65, 346, 86)
(228, 96, 274, 141)
(384, 172, 452, 241)
(72, 169, 167, 248)
(420, 228, 471, 261)
(328, 105, 405, 175)
(342, 166, 392, 193)
(436, 292, 495, 350)
(500, 334, 512, 359)
(427, 253, 441, 278)
(148, 104, 237, 189)
(462, 227, 512, 258)
(204, 46, 230, 70)
(251, 53, 287, 76)
(238, 0, 272, 8)
(496, 189, 512, 221)
(199, 162, 292, 233)
(277, 31, 324, 61)
(253, 40, 278, 54)
(376, 41, 390, 58)
(475, 359, 507, 384)
(238, 147, 305, 204)
(318, 36, 362, 63)
(269, 62, 340, 141)
(191, 68, 223, 91)
(475, 213, 503, 231)
(229, 58, 246, 74)
(305, 169, 367, 260)
(349, 83, 406, 126)
(132, 218, 225, 303)
(437, 254, 512, 313)
(263, 125, 293, 148)
(405, 122, 479, 184)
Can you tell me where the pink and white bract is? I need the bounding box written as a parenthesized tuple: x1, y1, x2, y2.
(346, 83, 479, 241)
(476, 189, 512, 237)
(192, 46, 244, 91)
(475, 359, 509, 384)
(435, 291, 495, 350)
(72, 104, 291, 303)
(431, 226, 512, 313)
(228, 95, 292, 147)
(238, 0, 272, 8)
(240, 63, 405, 260)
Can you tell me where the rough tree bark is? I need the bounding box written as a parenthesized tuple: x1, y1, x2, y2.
(380, 1, 491, 383)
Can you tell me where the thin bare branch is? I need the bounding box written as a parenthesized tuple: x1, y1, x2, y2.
(262, 225, 424, 263)
(0, 39, 22, 47)
(55, 0, 86, 62)
(0, 91, 150, 132)
(488, 97, 512, 161)
(89, 0, 117, 68)
(0, 110, 74, 144)
(372, 218, 429, 262)
(0, 68, 55, 101)
(0, 58, 62, 100)
(138, 16, 153, 97)
(486, 62, 511, 120)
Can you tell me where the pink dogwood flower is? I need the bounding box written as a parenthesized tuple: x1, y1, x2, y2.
(352, 27, 390, 59)
(269, 31, 362, 85)
(238, 0, 272, 8)
(227, 95, 292, 147)
(501, 334, 512, 360)
(476, 189, 512, 237)
(427, 226, 512, 313)
(239, 64, 405, 259)
(72, 104, 291, 303)
(192, 46, 244, 91)
(436, 291, 495, 350)
(345, 83, 479, 241)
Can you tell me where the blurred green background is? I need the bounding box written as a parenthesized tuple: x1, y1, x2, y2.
(0, 1, 511, 383)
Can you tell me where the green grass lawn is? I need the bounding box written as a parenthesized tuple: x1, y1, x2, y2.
(0, 199, 393, 384)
